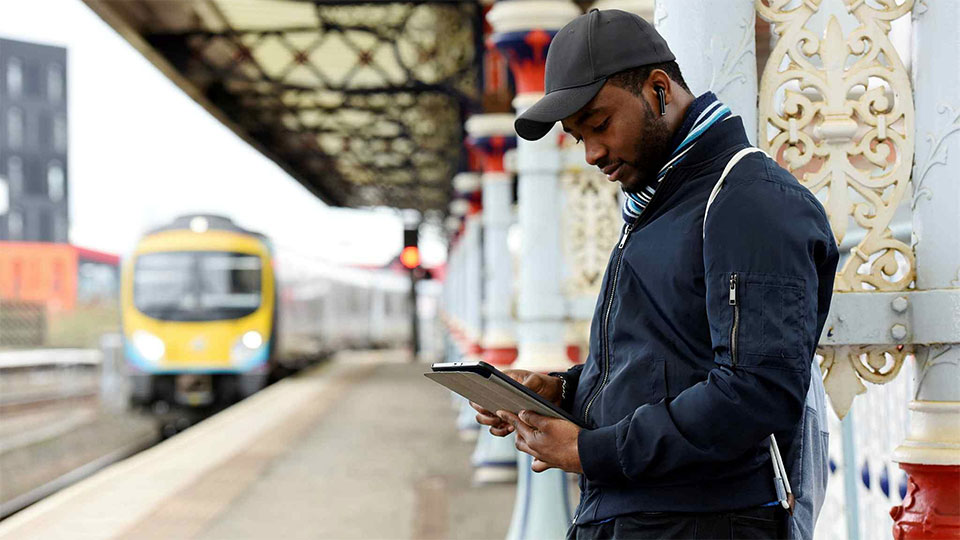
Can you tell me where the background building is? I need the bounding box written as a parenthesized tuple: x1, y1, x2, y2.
(0, 36, 68, 243)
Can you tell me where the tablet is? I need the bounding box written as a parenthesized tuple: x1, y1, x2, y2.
(425, 361, 587, 428)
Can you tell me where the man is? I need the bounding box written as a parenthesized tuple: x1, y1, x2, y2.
(471, 9, 839, 539)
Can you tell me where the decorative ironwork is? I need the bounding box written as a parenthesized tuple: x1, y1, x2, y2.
(820, 345, 911, 416)
(559, 138, 621, 298)
(911, 104, 960, 211)
(89, 0, 482, 212)
(705, 15, 756, 99)
(757, 0, 916, 418)
(757, 0, 915, 292)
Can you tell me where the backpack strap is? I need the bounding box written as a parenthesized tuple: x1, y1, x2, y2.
(702, 147, 767, 239)
(701, 146, 794, 513)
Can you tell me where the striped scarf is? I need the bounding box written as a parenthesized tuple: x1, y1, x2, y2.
(622, 92, 732, 224)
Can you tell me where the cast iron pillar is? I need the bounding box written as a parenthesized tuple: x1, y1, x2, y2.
(654, 0, 757, 144)
(891, 2, 960, 538)
(489, 1, 581, 538)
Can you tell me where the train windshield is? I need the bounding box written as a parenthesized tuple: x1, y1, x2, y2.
(134, 251, 262, 321)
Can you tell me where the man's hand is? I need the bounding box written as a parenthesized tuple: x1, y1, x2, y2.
(497, 410, 583, 474)
(469, 370, 563, 437)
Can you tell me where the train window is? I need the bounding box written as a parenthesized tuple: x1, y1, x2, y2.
(77, 260, 119, 303)
(134, 251, 262, 321)
(198, 253, 261, 311)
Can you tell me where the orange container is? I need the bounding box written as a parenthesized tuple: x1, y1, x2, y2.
(0, 242, 118, 312)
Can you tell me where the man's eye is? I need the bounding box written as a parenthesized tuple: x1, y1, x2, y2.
(594, 118, 609, 133)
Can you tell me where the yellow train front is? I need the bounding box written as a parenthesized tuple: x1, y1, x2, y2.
(122, 215, 276, 408)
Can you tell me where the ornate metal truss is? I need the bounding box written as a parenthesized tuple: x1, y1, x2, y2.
(85, 0, 482, 212)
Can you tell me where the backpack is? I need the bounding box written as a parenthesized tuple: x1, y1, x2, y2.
(703, 147, 831, 540)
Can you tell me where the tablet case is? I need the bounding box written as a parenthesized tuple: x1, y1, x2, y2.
(426, 361, 586, 428)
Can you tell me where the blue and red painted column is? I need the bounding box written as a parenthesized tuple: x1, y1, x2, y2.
(488, 2, 582, 539)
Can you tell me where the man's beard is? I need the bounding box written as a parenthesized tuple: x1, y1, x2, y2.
(622, 98, 673, 193)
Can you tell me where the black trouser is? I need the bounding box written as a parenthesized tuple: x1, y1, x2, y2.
(565, 505, 787, 540)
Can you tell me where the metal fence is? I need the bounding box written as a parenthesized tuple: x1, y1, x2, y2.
(815, 357, 915, 540)
(0, 300, 119, 350)
(0, 301, 46, 347)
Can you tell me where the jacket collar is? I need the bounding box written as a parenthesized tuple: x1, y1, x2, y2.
(673, 115, 752, 171)
(629, 115, 753, 229)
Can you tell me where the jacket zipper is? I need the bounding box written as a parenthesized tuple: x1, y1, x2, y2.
(573, 168, 679, 523)
(582, 222, 634, 422)
(729, 272, 740, 366)
(578, 165, 677, 427)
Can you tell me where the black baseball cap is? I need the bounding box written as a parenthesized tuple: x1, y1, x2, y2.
(514, 9, 675, 141)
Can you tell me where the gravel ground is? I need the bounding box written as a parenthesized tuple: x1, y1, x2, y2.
(0, 409, 157, 513)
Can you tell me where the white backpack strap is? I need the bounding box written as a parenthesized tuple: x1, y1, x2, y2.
(702, 147, 766, 239)
(699, 146, 794, 515)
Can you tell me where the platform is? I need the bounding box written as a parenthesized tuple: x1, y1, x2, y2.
(0, 351, 520, 539)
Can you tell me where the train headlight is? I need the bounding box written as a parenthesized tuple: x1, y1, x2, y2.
(189, 216, 209, 233)
(242, 330, 263, 349)
(231, 331, 265, 365)
(132, 330, 165, 363)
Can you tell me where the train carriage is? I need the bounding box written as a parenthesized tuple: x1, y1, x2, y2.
(122, 214, 413, 408)
(122, 215, 277, 406)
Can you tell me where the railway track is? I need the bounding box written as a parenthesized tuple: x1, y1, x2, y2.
(0, 432, 157, 519)
(0, 346, 288, 520)
(0, 389, 99, 415)
(0, 351, 159, 520)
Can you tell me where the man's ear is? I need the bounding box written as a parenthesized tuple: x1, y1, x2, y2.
(646, 69, 673, 108)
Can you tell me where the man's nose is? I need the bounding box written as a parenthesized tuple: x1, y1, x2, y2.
(584, 140, 608, 167)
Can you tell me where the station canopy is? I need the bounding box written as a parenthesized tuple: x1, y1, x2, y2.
(85, 0, 481, 213)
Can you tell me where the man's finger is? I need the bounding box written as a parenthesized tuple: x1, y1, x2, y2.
(498, 410, 537, 448)
(514, 433, 541, 460)
(497, 410, 536, 441)
(518, 372, 545, 394)
(490, 424, 514, 437)
(469, 401, 493, 416)
(518, 410, 549, 430)
(476, 412, 504, 427)
(532, 458, 555, 473)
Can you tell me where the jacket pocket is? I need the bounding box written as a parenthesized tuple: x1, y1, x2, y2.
(591, 356, 666, 427)
(730, 271, 806, 367)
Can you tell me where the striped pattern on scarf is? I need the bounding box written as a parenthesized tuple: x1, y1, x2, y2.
(622, 92, 732, 224)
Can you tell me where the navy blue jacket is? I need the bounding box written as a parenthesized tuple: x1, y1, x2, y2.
(561, 116, 839, 523)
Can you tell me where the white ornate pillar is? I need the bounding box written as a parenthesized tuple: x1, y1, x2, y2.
(490, 2, 579, 376)
(449, 194, 482, 440)
(444, 215, 463, 412)
(465, 115, 521, 483)
(445, 208, 464, 351)
(468, 115, 520, 368)
(890, 1, 960, 537)
(459, 176, 485, 362)
(655, 0, 758, 144)
(755, 0, 960, 535)
(489, 2, 581, 538)
(592, 0, 653, 20)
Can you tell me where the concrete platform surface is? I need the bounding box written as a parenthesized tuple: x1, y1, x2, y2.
(0, 351, 522, 540)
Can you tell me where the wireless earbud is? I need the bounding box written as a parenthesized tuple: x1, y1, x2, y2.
(656, 87, 666, 116)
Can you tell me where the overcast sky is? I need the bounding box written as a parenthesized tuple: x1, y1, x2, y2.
(0, 0, 446, 268)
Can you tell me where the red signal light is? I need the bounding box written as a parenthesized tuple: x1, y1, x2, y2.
(400, 246, 420, 269)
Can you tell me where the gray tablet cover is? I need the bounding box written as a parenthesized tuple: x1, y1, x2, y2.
(425, 371, 573, 423)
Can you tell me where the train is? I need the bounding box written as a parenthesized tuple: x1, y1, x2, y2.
(121, 214, 413, 408)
